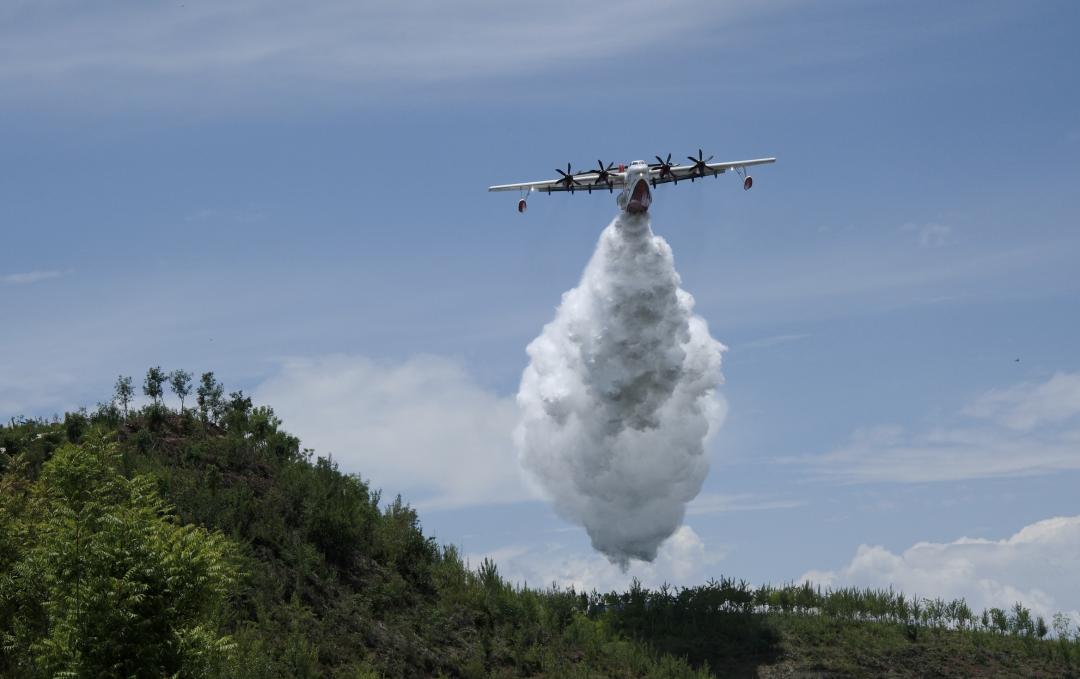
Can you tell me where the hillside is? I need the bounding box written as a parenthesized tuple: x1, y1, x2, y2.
(1, 374, 1078, 678)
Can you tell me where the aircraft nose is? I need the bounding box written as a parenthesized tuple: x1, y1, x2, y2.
(627, 178, 652, 214)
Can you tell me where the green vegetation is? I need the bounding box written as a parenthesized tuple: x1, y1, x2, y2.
(1, 370, 1078, 677)
(592, 579, 1080, 677)
(1, 436, 235, 677)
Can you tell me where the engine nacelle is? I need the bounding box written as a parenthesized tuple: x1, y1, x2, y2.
(743, 175, 753, 191)
(517, 198, 527, 213)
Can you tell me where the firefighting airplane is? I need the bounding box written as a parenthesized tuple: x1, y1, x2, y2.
(488, 150, 776, 213)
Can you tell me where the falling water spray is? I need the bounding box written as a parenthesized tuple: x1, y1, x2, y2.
(515, 212, 726, 569)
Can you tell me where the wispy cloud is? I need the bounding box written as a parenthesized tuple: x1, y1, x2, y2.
(186, 207, 266, 224)
(0, 0, 772, 110)
(687, 492, 804, 515)
(786, 372, 1080, 483)
(0, 364, 79, 420)
(901, 221, 952, 247)
(965, 372, 1080, 431)
(2, 270, 63, 285)
(702, 236, 1074, 322)
(733, 333, 810, 352)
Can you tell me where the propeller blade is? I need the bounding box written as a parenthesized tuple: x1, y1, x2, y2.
(685, 150, 712, 175)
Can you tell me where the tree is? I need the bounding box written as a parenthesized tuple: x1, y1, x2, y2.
(1036, 616, 1049, 639)
(1052, 612, 1073, 640)
(0, 436, 237, 677)
(169, 369, 193, 413)
(143, 366, 166, 406)
(223, 391, 253, 431)
(197, 372, 224, 424)
(990, 607, 1008, 634)
(1012, 602, 1033, 637)
(114, 375, 134, 418)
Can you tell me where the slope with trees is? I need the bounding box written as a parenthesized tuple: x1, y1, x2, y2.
(0, 371, 1077, 678)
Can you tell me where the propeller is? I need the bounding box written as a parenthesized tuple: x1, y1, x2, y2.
(555, 163, 581, 190)
(650, 153, 677, 182)
(591, 160, 616, 186)
(687, 148, 715, 177)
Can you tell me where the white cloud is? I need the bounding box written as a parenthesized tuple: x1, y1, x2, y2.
(253, 354, 531, 510)
(2, 270, 63, 285)
(472, 525, 727, 593)
(793, 372, 1080, 483)
(801, 515, 1080, 626)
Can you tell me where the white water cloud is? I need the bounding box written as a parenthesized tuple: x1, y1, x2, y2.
(254, 354, 529, 510)
(516, 214, 726, 568)
(793, 372, 1080, 483)
(802, 515, 1080, 626)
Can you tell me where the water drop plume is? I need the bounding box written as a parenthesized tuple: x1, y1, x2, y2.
(516, 212, 726, 569)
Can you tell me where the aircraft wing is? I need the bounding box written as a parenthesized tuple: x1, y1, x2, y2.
(488, 172, 627, 193)
(650, 157, 776, 186)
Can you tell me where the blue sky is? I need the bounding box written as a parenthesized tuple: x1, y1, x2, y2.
(3, 1, 1080, 619)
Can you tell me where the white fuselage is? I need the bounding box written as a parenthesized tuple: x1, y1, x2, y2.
(616, 160, 653, 214)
